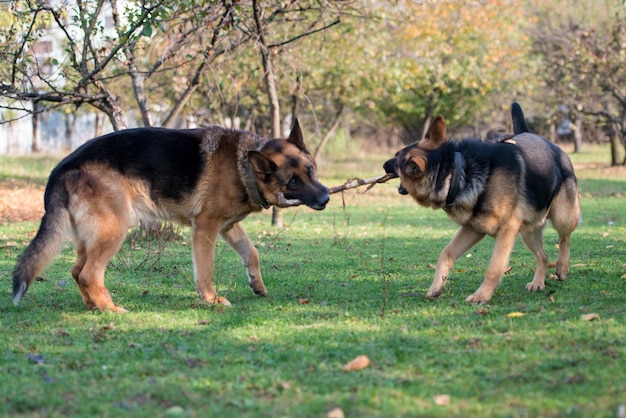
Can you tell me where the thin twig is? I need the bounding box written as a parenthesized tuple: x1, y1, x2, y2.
(277, 173, 397, 207)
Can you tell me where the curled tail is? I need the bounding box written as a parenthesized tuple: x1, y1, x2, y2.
(511, 102, 531, 135)
(12, 177, 69, 305)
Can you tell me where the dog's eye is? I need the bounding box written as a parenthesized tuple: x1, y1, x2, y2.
(288, 174, 300, 189)
(307, 166, 314, 177)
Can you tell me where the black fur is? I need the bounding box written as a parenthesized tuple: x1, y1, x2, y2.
(511, 102, 531, 134)
(51, 128, 206, 201)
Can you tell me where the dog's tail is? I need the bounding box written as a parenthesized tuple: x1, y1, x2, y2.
(12, 176, 70, 305)
(511, 102, 531, 135)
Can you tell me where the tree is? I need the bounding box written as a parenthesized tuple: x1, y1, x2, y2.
(0, 1, 255, 132)
(531, 0, 626, 165)
(359, 0, 533, 142)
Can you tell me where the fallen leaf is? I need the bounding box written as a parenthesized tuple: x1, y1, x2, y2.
(101, 322, 115, 331)
(507, 312, 525, 318)
(504, 266, 513, 274)
(298, 298, 310, 305)
(342, 354, 370, 372)
(548, 262, 557, 268)
(548, 296, 555, 303)
(474, 308, 488, 316)
(197, 319, 211, 325)
(326, 407, 345, 418)
(434, 394, 451, 406)
(427, 263, 436, 269)
(580, 313, 600, 321)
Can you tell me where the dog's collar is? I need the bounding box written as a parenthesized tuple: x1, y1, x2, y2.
(443, 152, 463, 211)
(245, 164, 271, 209)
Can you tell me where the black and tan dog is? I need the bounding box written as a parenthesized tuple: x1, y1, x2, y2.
(384, 103, 580, 303)
(12, 120, 329, 312)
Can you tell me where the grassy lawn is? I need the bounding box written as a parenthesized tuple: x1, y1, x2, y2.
(1, 144, 625, 417)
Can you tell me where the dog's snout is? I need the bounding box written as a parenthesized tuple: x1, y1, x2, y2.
(314, 187, 330, 210)
(398, 184, 408, 195)
(383, 158, 398, 177)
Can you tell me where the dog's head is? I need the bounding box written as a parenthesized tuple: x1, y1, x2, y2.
(383, 116, 449, 207)
(248, 119, 329, 210)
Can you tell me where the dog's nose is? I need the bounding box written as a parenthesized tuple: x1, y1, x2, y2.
(316, 188, 330, 209)
(383, 158, 398, 176)
(398, 184, 408, 195)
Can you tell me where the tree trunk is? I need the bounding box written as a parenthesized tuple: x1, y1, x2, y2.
(313, 103, 344, 160)
(253, 0, 283, 227)
(126, 44, 153, 127)
(610, 135, 620, 166)
(573, 117, 582, 153)
(31, 102, 40, 153)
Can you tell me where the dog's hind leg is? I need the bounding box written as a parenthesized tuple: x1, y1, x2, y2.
(70, 243, 97, 310)
(549, 179, 581, 281)
(72, 217, 129, 313)
(428, 226, 484, 300)
(520, 226, 548, 291)
(220, 221, 267, 297)
(191, 216, 231, 306)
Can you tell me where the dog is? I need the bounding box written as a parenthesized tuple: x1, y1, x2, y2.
(383, 103, 580, 303)
(12, 120, 329, 312)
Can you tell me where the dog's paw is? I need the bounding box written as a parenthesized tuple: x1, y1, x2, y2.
(426, 289, 443, 300)
(465, 288, 493, 304)
(104, 305, 128, 313)
(248, 280, 268, 297)
(525, 281, 545, 292)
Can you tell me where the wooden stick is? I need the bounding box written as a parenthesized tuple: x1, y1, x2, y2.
(277, 173, 397, 207)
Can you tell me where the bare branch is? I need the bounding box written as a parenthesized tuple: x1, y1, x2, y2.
(276, 174, 397, 207)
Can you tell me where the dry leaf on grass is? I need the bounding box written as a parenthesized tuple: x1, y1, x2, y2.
(434, 394, 451, 406)
(580, 313, 600, 321)
(507, 312, 525, 318)
(298, 298, 310, 304)
(326, 407, 345, 418)
(342, 354, 370, 372)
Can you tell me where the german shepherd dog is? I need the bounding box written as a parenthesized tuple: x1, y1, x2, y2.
(12, 120, 329, 312)
(383, 103, 580, 303)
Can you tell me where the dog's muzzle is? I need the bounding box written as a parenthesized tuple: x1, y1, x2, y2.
(310, 187, 330, 210)
(383, 158, 406, 195)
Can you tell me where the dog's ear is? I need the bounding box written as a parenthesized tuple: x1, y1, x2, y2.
(402, 156, 426, 178)
(248, 150, 277, 181)
(422, 115, 448, 149)
(287, 118, 309, 152)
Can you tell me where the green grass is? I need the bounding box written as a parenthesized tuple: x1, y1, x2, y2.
(1, 144, 625, 417)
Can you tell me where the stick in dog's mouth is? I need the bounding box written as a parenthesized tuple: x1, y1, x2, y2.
(277, 173, 397, 207)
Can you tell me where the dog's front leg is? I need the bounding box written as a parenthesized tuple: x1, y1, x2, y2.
(466, 223, 519, 304)
(191, 217, 231, 306)
(428, 226, 484, 299)
(220, 221, 267, 297)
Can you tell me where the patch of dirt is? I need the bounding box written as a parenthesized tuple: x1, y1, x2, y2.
(0, 179, 44, 223)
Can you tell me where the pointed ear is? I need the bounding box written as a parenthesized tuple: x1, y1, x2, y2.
(248, 150, 277, 181)
(402, 156, 426, 179)
(422, 115, 448, 148)
(287, 118, 308, 152)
